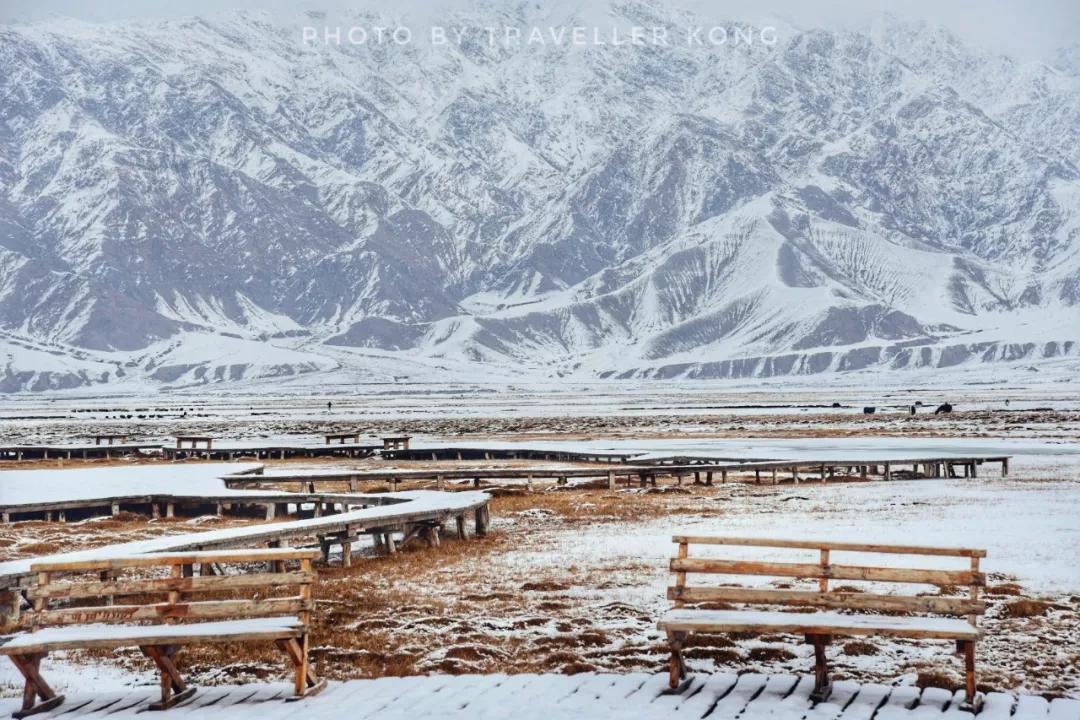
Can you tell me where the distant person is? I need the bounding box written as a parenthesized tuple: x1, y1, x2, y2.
(934, 402, 953, 415)
(327, 401, 333, 412)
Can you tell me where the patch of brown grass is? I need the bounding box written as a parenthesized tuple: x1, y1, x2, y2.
(842, 640, 878, 656)
(917, 670, 961, 691)
(747, 646, 796, 662)
(1002, 599, 1052, 618)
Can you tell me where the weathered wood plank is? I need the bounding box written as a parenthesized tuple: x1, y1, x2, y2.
(670, 558, 983, 586)
(671, 536, 987, 558)
(668, 586, 985, 615)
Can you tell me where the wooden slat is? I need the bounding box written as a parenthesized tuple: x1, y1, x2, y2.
(670, 558, 984, 587)
(671, 536, 987, 558)
(657, 612, 982, 640)
(0, 627, 304, 655)
(32, 597, 309, 626)
(27, 571, 313, 601)
(668, 586, 986, 615)
(31, 549, 320, 572)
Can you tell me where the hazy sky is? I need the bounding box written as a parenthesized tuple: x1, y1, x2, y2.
(1, 0, 1075, 60)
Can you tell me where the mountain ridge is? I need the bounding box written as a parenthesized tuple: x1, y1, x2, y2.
(0, 4, 1078, 391)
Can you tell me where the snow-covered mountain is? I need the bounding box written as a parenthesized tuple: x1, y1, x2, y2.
(1, 3, 1079, 392)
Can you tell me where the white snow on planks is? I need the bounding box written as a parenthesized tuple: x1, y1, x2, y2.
(1, 673, 1077, 719)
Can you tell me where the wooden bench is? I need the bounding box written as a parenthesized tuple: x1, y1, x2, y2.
(0, 549, 325, 718)
(658, 536, 986, 708)
(325, 432, 362, 445)
(174, 436, 213, 450)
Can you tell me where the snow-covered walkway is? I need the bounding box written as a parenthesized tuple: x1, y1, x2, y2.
(2, 672, 1077, 719)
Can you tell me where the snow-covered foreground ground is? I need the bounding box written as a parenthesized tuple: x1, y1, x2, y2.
(0, 673, 1077, 720)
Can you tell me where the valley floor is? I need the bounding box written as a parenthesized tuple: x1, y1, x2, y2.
(0, 386, 1077, 704)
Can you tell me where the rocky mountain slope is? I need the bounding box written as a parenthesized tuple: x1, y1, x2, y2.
(1, 3, 1078, 391)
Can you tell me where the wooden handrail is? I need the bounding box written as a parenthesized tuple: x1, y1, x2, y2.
(670, 558, 984, 586)
(671, 535, 987, 558)
(31, 549, 320, 572)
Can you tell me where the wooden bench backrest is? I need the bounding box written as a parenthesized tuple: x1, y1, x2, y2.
(21, 549, 318, 630)
(669, 536, 986, 623)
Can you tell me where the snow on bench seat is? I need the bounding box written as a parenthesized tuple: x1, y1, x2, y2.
(658, 609, 981, 640)
(0, 617, 305, 653)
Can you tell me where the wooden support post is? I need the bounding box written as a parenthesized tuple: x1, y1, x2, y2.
(456, 514, 469, 539)
(705, 471, 713, 486)
(142, 644, 196, 711)
(607, 470, 615, 490)
(10, 652, 64, 719)
(962, 640, 976, 708)
(342, 540, 352, 568)
(264, 504, 276, 520)
(754, 469, 761, 484)
(666, 630, 688, 689)
(807, 634, 832, 702)
(819, 549, 830, 592)
(386, 533, 397, 554)
(166, 502, 175, 518)
(771, 468, 777, 484)
(792, 467, 799, 484)
(721, 470, 728, 484)
(111, 502, 120, 517)
(436, 474, 445, 491)
(1002, 458, 1009, 477)
(475, 504, 489, 536)
(884, 463, 892, 481)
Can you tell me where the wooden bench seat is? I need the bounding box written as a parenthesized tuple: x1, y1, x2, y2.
(658, 608, 981, 640)
(0, 616, 307, 653)
(0, 549, 324, 718)
(658, 536, 987, 709)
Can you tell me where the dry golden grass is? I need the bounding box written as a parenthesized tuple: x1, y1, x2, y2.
(1002, 599, 1052, 618)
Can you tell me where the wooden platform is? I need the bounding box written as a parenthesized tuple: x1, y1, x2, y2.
(0, 443, 163, 461)
(228, 454, 1011, 493)
(0, 489, 400, 523)
(0, 491, 491, 604)
(0, 672, 1074, 719)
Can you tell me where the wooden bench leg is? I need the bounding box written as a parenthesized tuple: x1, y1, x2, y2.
(277, 635, 327, 700)
(141, 645, 196, 711)
(664, 630, 691, 692)
(958, 640, 979, 711)
(9, 653, 65, 719)
(806, 634, 833, 703)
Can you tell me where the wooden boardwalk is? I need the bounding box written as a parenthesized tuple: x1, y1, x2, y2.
(0, 672, 1075, 719)
(230, 454, 1011, 493)
(0, 490, 491, 610)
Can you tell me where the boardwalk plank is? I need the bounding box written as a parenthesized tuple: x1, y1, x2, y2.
(834, 683, 891, 720)
(804, 679, 861, 720)
(1049, 698, 1080, 720)
(1016, 695, 1052, 720)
